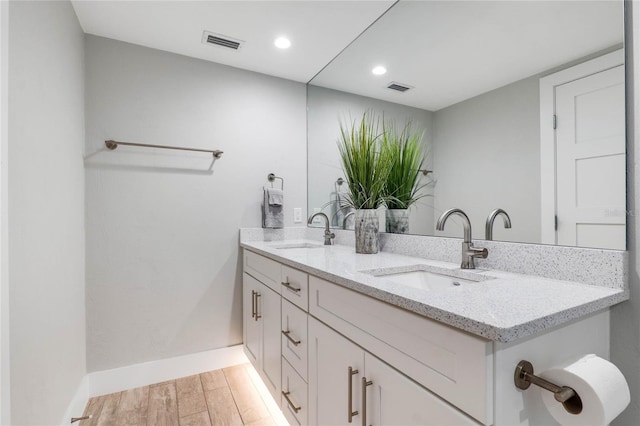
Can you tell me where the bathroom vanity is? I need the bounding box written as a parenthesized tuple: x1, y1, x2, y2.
(240, 230, 627, 426)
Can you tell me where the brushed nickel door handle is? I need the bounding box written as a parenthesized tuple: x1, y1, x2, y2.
(254, 292, 261, 321)
(282, 391, 301, 413)
(251, 290, 256, 319)
(348, 366, 359, 423)
(281, 330, 301, 346)
(362, 376, 373, 426)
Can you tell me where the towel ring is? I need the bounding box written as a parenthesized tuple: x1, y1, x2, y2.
(267, 173, 284, 190)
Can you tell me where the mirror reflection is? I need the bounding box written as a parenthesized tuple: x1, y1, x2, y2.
(307, 0, 625, 249)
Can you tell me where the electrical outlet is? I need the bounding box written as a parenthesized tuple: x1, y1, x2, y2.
(312, 207, 322, 224)
(293, 208, 302, 223)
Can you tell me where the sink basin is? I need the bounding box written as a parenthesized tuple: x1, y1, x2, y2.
(273, 242, 324, 249)
(377, 270, 474, 291)
(362, 264, 486, 291)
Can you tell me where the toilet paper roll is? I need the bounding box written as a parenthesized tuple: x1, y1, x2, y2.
(540, 354, 630, 426)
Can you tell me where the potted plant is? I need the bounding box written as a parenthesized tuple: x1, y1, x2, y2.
(337, 111, 392, 253)
(382, 120, 428, 234)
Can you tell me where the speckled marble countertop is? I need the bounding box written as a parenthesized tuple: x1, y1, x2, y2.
(240, 239, 628, 343)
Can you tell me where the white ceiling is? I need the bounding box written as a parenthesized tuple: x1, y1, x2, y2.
(71, 0, 395, 83)
(310, 1, 624, 111)
(71, 1, 623, 111)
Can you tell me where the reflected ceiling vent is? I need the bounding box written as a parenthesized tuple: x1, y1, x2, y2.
(202, 31, 244, 50)
(387, 82, 413, 92)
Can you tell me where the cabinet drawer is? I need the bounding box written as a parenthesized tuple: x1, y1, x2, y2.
(309, 276, 493, 425)
(281, 299, 308, 380)
(244, 250, 281, 293)
(282, 358, 308, 426)
(281, 266, 309, 311)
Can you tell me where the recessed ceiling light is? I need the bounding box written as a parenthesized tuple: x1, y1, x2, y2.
(274, 37, 291, 49)
(372, 66, 387, 75)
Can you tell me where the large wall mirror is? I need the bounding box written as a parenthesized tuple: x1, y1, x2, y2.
(307, 0, 626, 250)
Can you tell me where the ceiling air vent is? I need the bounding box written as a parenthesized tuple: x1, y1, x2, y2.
(387, 82, 413, 92)
(202, 31, 244, 50)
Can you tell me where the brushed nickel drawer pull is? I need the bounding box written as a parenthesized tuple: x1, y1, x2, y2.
(281, 281, 301, 292)
(282, 391, 301, 413)
(362, 377, 373, 426)
(348, 366, 359, 422)
(281, 330, 301, 346)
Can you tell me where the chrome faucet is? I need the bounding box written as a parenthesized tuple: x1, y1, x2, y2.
(485, 208, 512, 241)
(308, 212, 335, 245)
(436, 208, 488, 269)
(342, 211, 355, 230)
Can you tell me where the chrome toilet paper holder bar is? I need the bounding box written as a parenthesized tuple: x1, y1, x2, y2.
(514, 360, 583, 414)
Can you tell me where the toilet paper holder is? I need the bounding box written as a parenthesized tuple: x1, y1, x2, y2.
(514, 360, 583, 414)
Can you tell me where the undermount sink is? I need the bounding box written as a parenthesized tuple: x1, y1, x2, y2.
(377, 270, 474, 291)
(363, 265, 485, 291)
(273, 242, 323, 249)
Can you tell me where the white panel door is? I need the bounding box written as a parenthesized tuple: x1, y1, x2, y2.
(308, 317, 364, 426)
(364, 353, 477, 426)
(555, 65, 625, 249)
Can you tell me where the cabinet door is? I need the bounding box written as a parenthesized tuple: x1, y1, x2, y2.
(309, 318, 364, 426)
(243, 273, 261, 367)
(364, 353, 478, 426)
(260, 283, 282, 403)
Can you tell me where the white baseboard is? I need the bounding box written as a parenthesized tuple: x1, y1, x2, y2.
(89, 344, 248, 397)
(61, 345, 247, 424)
(60, 375, 90, 425)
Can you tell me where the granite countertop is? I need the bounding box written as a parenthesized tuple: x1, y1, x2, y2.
(240, 239, 628, 343)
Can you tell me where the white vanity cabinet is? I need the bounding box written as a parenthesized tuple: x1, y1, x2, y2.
(244, 249, 489, 425)
(308, 317, 477, 426)
(242, 247, 613, 426)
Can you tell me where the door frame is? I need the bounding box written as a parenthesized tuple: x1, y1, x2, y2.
(0, 1, 8, 423)
(539, 49, 625, 244)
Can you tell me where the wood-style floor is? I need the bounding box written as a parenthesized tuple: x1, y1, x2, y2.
(79, 363, 283, 426)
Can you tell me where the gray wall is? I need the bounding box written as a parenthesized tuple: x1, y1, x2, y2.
(432, 75, 541, 243)
(8, 1, 86, 424)
(85, 36, 307, 372)
(307, 85, 434, 235)
(612, 2, 639, 424)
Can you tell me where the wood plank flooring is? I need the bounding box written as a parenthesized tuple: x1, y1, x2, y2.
(79, 364, 282, 426)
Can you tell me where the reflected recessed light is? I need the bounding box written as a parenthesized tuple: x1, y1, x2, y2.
(274, 37, 291, 49)
(372, 66, 387, 75)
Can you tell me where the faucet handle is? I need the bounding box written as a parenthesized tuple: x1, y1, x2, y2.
(467, 245, 489, 264)
(469, 246, 488, 259)
(323, 230, 335, 245)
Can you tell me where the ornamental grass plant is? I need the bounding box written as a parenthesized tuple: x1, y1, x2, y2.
(337, 111, 393, 210)
(382, 120, 429, 209)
